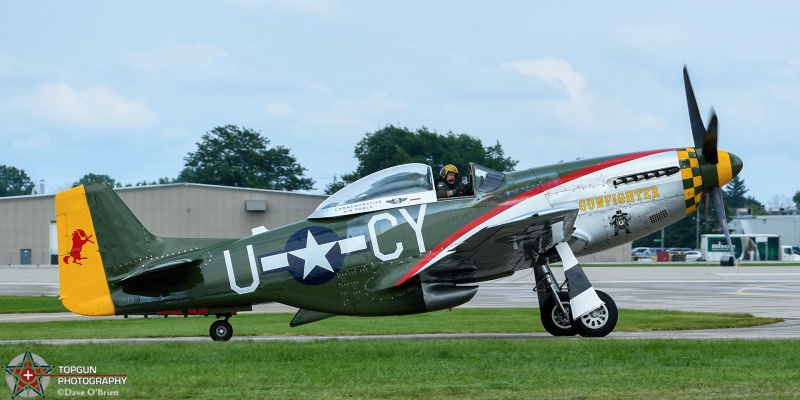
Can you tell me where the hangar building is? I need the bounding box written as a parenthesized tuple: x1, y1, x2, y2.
(0, 184, 326, 265)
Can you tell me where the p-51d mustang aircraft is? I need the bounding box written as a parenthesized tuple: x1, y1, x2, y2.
(56, 67, 742, 340)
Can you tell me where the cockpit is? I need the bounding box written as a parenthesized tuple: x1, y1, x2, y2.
(309, 163, 505, 219)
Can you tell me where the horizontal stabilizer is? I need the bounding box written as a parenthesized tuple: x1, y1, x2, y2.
(116, 258, 204, 285)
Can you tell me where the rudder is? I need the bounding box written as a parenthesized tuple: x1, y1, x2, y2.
(56, 184, 115, 316)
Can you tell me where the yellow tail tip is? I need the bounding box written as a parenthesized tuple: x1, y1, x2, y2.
(56, 185, 115, 316)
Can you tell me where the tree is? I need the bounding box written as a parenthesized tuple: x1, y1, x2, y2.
(178, 125, 314, 191)
(73, 173, 117, 188)
(0, 165, 35, 197)
(326, 125, 518, 194)
(723, 176, 748, 208)
(723, 176, 765, 216)
(767, 195, 793, 212)
(742, 196, 767, 215)
(132, 177, 177, 187)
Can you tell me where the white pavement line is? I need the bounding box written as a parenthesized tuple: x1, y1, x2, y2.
(712, 273, 800, 276)
(0, 283, 58, 285)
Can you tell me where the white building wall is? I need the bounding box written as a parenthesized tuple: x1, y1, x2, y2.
(732, 215, 800, 247)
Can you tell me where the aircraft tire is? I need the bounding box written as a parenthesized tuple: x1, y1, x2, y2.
(571, 290, 618, 337)
(210, 320, 233, 341)
(540, 291, 577, 336)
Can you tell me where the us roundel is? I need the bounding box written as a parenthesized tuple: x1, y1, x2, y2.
(436, 181, 445, 188)
(283, 227, 343, 285)
(258, 226, 369, 286)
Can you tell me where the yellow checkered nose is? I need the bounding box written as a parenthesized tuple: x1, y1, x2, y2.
(676, 148, 743, 215)
(677, 148, 702, 214)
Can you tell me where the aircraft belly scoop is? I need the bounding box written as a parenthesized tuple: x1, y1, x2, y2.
(290, 309, 336, 327)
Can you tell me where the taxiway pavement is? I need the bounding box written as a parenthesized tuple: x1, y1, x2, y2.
(2, 264, 799, 341)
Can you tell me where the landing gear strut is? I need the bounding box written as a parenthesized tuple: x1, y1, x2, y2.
(540, 290, 576, 336)
(210, 314, 233, 341)
(534, 244, 618, 337)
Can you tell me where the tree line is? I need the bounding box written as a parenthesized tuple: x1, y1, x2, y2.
(0, 124, 516, 196)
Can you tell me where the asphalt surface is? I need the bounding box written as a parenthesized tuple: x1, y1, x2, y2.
(2, 263, 800, 342)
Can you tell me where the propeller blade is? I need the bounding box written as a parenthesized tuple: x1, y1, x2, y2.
(709, 187, 735, 266)
(683, 66, 706, 149)
(703, 111, 719, 163)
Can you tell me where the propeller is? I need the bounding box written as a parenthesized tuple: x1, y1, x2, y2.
(683, 66, 742, 265)
(683, 67, 719, 163)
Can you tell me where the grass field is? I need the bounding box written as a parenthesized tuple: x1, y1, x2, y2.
(0, 295, 67, 313)
(0, 308, 783, 340)
(2, 339, 799, 399)
(1, 297, 795, 399)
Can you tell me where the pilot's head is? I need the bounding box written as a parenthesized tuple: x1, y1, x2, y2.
(440, 164, 458, 185)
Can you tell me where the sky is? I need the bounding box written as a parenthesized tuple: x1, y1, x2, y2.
(1, 1, 798, 207)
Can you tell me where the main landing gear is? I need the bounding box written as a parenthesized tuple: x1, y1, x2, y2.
(210, 314, 234, 341)
(534, 244, 618, 337)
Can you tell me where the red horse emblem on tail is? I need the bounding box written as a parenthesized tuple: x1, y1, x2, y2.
(63, 229, 95, 265)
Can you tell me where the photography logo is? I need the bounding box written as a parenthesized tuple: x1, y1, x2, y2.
(4, 350, 51, 398)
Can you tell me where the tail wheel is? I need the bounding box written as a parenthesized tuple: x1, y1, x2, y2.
(572, 290, 618, 337)
(210, 320, 233, 341)
(540, 291, 576, 336)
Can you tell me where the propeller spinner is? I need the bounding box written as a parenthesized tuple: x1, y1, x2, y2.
(683, 66, 743, 265)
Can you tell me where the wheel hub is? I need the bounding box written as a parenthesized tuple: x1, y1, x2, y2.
(579, 305, 608, 328)
(552, 306, 572, 329)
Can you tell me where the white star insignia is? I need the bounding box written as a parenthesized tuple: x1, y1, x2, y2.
(289, 231, 337, 279)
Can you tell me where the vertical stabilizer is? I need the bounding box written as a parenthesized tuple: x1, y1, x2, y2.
(56, 184, 115, 316)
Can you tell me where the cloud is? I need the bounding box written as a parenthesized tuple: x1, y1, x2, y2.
(304, 91, 406, 128)
(12, 82, 158, 128)
(265, 101, 299, 118)
(502, 58, 587, 100)
(614, 25, 687, 52)
(127, 40, 228, 74)
(266, 90, 406, 131)
(11, 133, 50, 151)
(776, 60, 800, 77)
(226, 0, 345, 17)
(502, 58, 662, 132)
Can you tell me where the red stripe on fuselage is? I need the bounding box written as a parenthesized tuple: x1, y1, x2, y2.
(392, 148, 673, 287)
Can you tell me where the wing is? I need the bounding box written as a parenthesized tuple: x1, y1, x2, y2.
(419, 207, 579, 284)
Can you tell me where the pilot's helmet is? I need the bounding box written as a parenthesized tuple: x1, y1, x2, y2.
(439, 164, 458, 179)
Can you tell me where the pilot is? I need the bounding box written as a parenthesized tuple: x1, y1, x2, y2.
(435, 164, 473, 198)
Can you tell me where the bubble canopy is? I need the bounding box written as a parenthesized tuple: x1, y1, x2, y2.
(309, 163, 438, 219)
